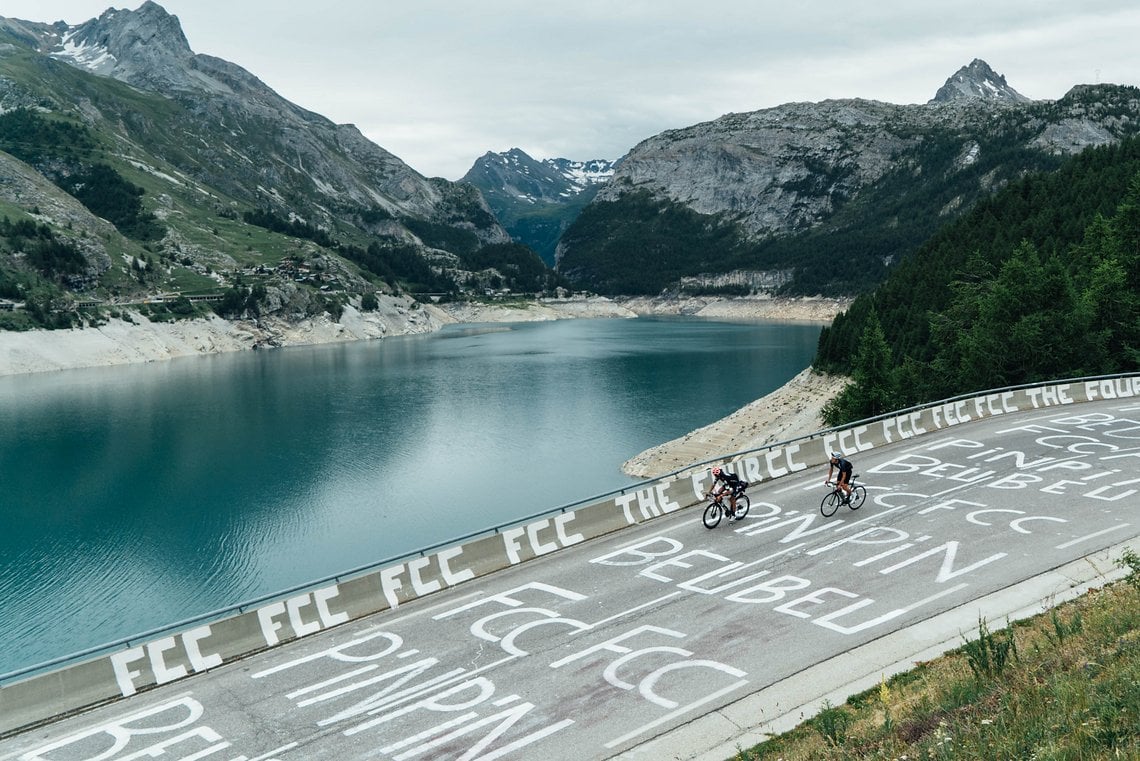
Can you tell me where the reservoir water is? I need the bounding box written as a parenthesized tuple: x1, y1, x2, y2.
(0, 316, 821, 675)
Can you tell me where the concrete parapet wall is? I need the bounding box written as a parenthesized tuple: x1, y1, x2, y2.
(4, 375, 1139, 736)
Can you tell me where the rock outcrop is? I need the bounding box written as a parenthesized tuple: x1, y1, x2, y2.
(556, 61, 1140, 295)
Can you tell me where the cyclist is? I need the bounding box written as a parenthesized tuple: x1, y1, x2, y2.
(825, 451, 854, 503)
(709, 466, 748, 519)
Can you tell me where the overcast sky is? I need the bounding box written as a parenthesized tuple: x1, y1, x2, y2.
(5, 1, 1139, 180)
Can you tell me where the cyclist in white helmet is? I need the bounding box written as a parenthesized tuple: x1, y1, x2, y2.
(826, 451, 854, 503)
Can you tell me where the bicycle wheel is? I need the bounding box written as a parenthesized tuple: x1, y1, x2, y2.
(848, 485, 866, 510)
(820, 491, 841, 517)
(702, 502, 723, 528)
(732, 494, 750, 520)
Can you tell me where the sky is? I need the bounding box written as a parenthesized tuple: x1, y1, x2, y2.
(3, 1, 1138, 181)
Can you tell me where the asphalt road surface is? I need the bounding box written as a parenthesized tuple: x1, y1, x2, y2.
(4, 397, 1139, 761)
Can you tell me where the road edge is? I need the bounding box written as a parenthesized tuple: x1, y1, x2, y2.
(622, 536, 1138, 760)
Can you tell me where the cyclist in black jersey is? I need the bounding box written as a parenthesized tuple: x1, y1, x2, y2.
(709, 466, 748, 519)
(826, 452, 854, 503)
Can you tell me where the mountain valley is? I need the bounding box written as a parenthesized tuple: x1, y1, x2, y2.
(1, 3, 1137, 343)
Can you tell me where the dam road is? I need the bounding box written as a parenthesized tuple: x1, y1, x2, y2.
(2, 385, 1140, 760)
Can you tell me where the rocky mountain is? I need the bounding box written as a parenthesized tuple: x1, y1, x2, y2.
(555, 61, 1140, 296)
(461, 149, 618, 266)
(5, 5, 1136, 317)
(929, 58, 1032, 104)
(0, 2, 553, 331)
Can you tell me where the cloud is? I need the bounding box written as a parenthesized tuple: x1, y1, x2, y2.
(4, 0, 1139, 179)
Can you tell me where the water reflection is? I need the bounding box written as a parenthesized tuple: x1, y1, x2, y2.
(0, 316, 820, 672)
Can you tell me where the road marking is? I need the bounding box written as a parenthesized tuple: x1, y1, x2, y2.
(229, 744, 300, 761)
(304, 666, 468, 711)
(1056, 524, 1132, 549)
(586, 592, 684, 629)
(929, 479, 995, 498)
(286, 665, 376, 699)
(603, 680, 748, 749)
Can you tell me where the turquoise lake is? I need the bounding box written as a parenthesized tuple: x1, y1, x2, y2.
(0, 316, 821, 675)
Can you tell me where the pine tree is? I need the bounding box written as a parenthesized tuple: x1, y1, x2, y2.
(822, 309, 897, 425)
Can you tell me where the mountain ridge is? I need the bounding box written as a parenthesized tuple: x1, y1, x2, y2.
(3, 2, 1138, 319)
(555, 62, 1140, 295)
(0, 1, 567, 333)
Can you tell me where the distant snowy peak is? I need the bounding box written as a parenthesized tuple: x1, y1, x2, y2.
(929, 58, 1033, 105)
(546, 157, 617, 190)
(493, 148, 617, 195)
(460, 148, 619, 267)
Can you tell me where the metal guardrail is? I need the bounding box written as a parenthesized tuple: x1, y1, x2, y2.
(0, 479, 657, 684)
(683, 371, 1140, 477)
(4, 371, 1136, 685)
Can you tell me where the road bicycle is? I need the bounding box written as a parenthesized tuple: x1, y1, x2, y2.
(702, 489, 751, 528)
(821, 475, 866, 517)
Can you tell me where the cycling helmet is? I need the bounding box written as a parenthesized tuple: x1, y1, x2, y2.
(831, 451, 842, 458)
(711, 466, 721, 476)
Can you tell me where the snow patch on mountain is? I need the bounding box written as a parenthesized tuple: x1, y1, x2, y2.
(53, 30, 117, 74)
(548, 158, 617, 192)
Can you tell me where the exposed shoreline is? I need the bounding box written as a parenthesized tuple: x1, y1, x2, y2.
(0, 294, 849, 378)
(0, 294, 850, 474)
(620, 366, 848, 479)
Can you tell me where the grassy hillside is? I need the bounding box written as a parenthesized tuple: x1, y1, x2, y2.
(733, 551, 1140, 759)
(0, 47, 556, 331)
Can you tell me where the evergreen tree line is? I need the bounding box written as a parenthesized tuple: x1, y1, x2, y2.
(555, 116, 1087, 297)
(818, 136, 1140, 426)
(242, 209, 336, 247)
(1, 109, 163, 242)
(0, 108, 95, 164)
(245, 208, 557, 295)
(57, 164, 164, 242)
(242, 209, 456, 293)
(557, 189, 756, 294)
(1, 217, 87, 280)
(213, 283, 268, 320)
(458, 242, 567, 293)
(337, 239, 455, 294)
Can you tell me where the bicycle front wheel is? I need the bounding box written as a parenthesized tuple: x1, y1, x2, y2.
(702, 502, 722, 528)
(820, 491, 841, 517)
(848, 485, 867, 510)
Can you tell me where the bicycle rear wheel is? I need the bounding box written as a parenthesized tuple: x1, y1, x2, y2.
(820, 491, 841, 517)
(848, 485, 867, 510)
(702, 502, 723, 528)
(732, 494, 750, 520)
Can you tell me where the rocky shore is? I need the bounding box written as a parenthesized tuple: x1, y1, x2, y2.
(616, 294, 850, 322)
(0, 294, 449, 377)
(0, 294, 848, 377)
(620, 367, 848, 479)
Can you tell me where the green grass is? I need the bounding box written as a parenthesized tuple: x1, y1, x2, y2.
(0, 200, 36, 222)
(161, 266, 221, 293)
(730, 550, 1140, 759)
